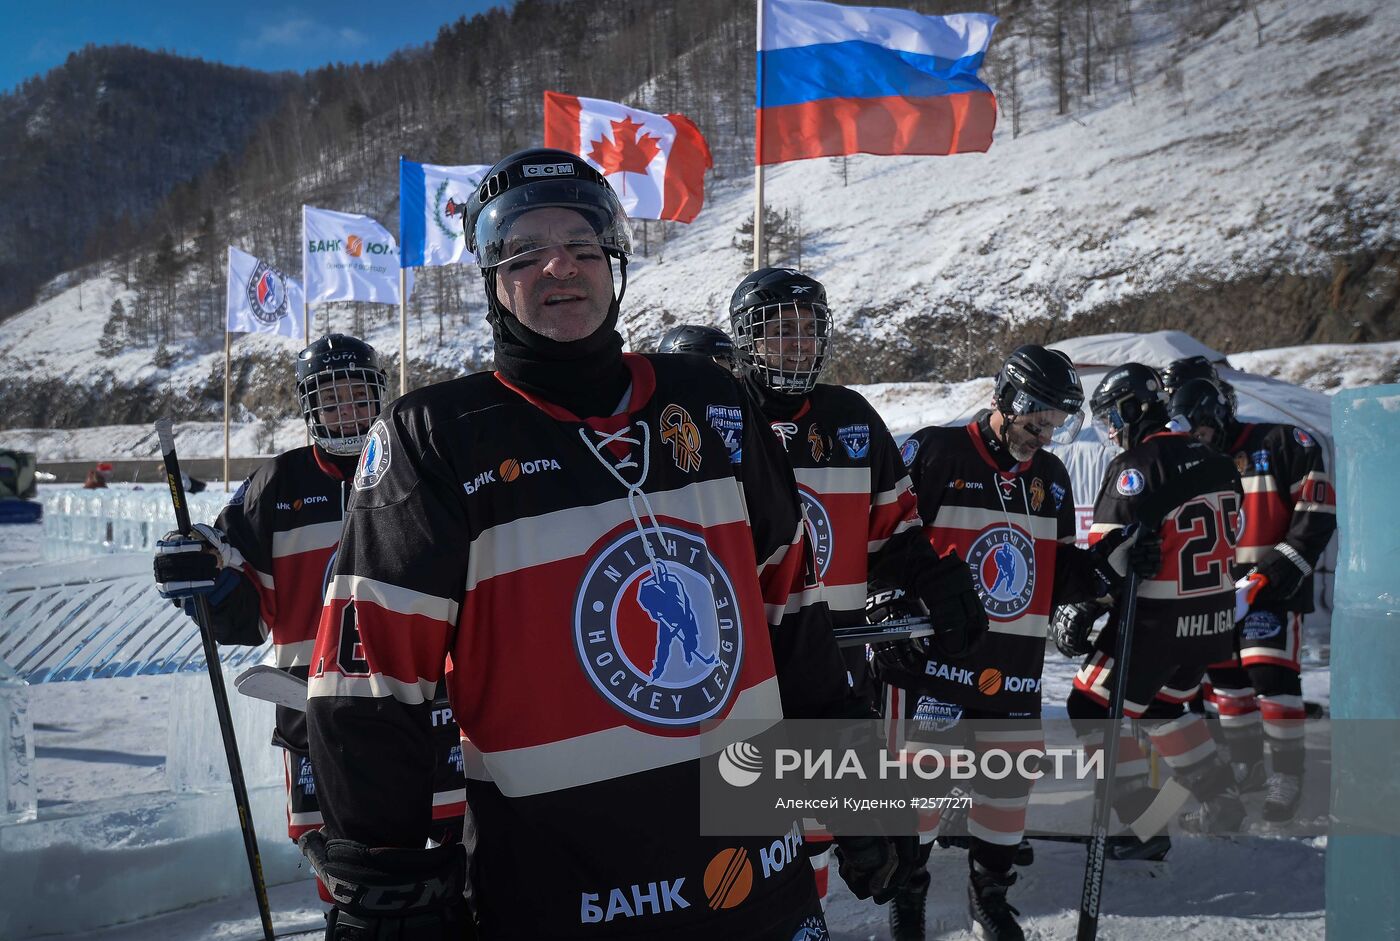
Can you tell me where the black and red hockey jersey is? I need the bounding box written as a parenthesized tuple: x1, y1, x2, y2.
(211, 445, 349, 753)
(1221, 422, 1335, 611)
(760, 383, 923, 627)
(901, 420, 1094, 714)
(306, 353, 849, 940)
(1075, 432, 1243, 706)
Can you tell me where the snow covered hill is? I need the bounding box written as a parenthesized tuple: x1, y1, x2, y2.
(0, 0, 1396, 430)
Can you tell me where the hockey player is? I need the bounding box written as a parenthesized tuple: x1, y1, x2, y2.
(727, 266, 990, 910)
(656, 323, 737, 370)
(872, 346, 1157, 941)
(151, 334, 467, 900)
(299, 149, 914, 941)
(1161, 354, 1232, 401)
(1055, 364, 1247, 849)
(1168, 376, 1335, 822)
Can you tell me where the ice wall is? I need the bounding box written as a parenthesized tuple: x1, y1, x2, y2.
(40, 485, 227, 561)
(1325, 384, 1400, 939)
(0, 670, 310, 938)
(0, 658, 36, 825)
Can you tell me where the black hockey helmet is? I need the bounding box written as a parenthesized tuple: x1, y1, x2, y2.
(1163, 354, 1238, 414)
(1089, 362, 1169, 449)
(992, 345, 1085, 445)
(1161, 355, 1218, 394)
(729, 267, 832, 395)
(657, 324, 736, 368)
(464, 147, 632, 272)
(1169, 377, 1234, 444)
(295, 334, 388, 456)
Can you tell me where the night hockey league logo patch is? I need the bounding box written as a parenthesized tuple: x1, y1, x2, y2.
(837, 423, 870, 460)
(1115, 467, 1145, 496)
(575, 525, 744, 727)
(706, 405, 743, 463)
(798, 488, 833, 578)
(354, 420, 392, 491)
(899, 437, 919, 468)
(967, 525, 1037, 620)
(244, 260, 290, 324)
(1251, 449, 1271, 472)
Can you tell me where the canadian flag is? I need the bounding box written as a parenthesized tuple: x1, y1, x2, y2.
(543, 91, 712, 223)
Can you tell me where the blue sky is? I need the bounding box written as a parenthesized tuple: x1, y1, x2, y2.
(1, 1, 508, 94)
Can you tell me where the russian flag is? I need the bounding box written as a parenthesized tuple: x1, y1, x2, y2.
(757, 0, 998, 165)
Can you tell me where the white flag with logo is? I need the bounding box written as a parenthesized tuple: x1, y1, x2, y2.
(225, 246, 305, 339)
(303, 206, 412, 304)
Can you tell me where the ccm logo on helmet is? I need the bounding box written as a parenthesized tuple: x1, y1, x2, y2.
(523, 163, 576, 177)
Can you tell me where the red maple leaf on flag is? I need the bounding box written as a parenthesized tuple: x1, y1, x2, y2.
(588, 116, 662, 176)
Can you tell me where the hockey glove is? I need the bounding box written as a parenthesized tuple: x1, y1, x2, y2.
(833, 834, 920, 904)
(913, 549, 989, 659)
(864, 584, 926, 625)
(154, 524, 245, 613)
(1050, 601, 1107, 658)
(1249, 543, 1312, 605)
(1088, 524, 1161, 593)
(299, 830, 472, 941)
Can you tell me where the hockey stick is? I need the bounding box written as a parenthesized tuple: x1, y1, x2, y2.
(833, 616, 934, 648)
(236, 664, 309, 711)
(157, 419, 277, 941)
(1076, 564, 1141, 941)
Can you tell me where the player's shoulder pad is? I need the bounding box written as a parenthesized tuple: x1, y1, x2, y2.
(810, 381, 877, 415)
(1269, 422, 1318, 450)
(349, 375, 489, 507)
(902, 423, 964, 467)
(644, 351, 742, 397)
(236, 448, 307, 510)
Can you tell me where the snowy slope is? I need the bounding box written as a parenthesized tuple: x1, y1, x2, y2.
(1, 0, 1396, 417)
(0, 338, 1390, 462)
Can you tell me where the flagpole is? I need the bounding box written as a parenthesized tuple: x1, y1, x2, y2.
(399, 269, 407, 397)
(753, 0, 766, 272)
(223, 327, 231, 492)
(302, 205, 311, 447)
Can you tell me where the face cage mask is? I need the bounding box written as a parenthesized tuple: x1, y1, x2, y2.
(737, 301, 833, 395)
(299, 366, 387, 456)
(1006, 388, 1084, 446)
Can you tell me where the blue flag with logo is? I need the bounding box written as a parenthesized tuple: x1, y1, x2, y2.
(399, 158, 492, 268)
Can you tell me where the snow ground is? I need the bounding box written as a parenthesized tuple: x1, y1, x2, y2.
(48, 836, 1326, 941)
(17, 636, 1332, 941)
